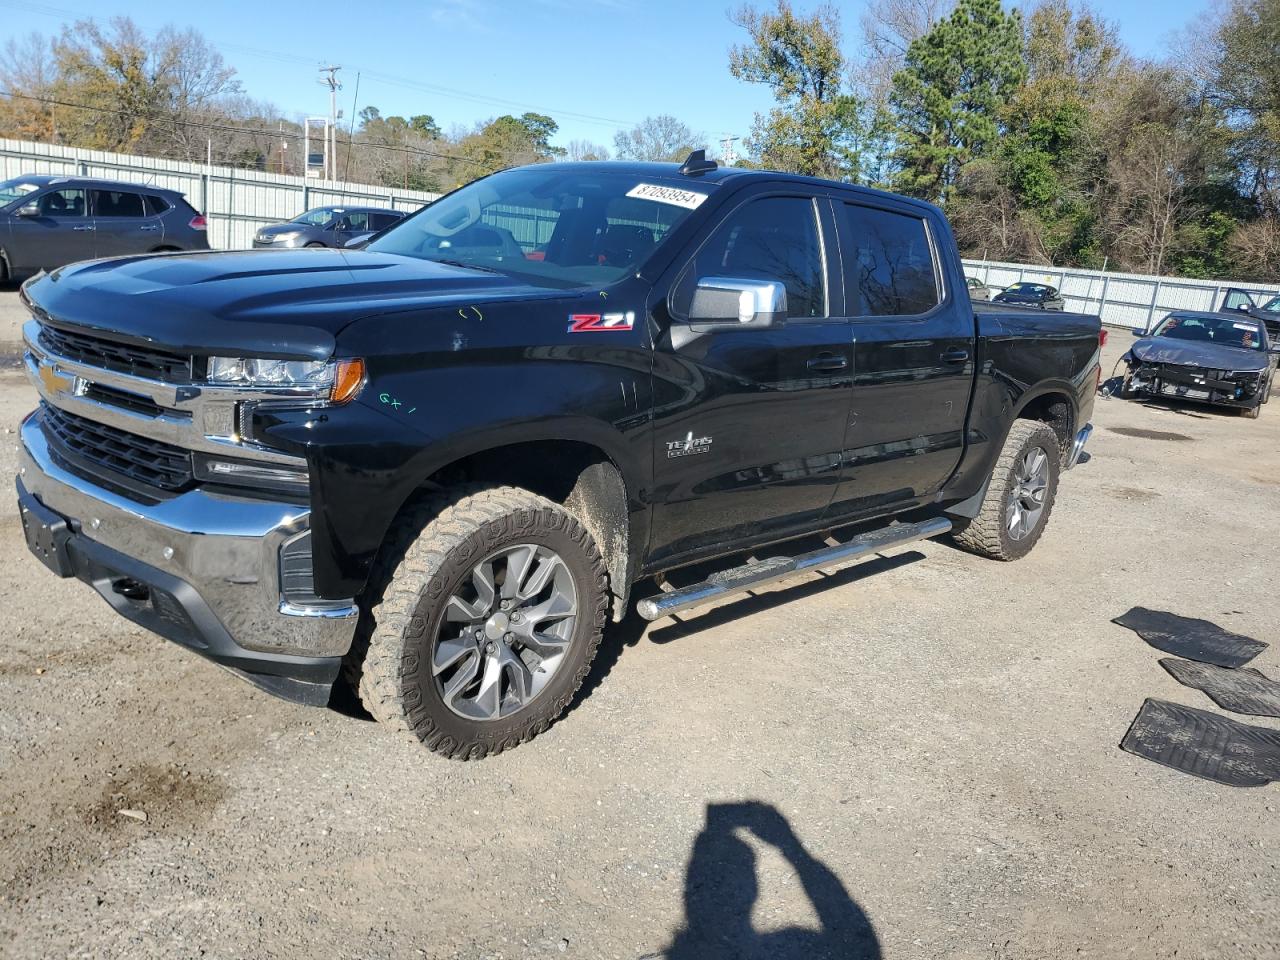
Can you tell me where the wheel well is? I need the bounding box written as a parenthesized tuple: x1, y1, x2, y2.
(1017, 393, 1074, 462)
(418, 440, 632, 621)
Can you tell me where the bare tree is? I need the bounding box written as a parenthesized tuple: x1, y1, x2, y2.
(612, 115, 704, 162)
(1228, 217, 1280, 281)
(856, 0, 951, 104)
(565, 139, 610, 161)
(0, 33, 60, 141)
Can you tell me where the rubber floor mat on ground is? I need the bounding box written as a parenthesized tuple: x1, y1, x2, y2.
(1121, 698, 1280, 787)
(1112, 607, 1267, 668)
(1160, 658, 1280, 718)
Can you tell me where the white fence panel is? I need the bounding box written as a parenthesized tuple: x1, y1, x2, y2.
(0, 137, 440, 250)
(964, 258, 1280, 331)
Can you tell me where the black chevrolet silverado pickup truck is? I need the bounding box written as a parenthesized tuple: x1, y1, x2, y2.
(16, 154, 1099, 759)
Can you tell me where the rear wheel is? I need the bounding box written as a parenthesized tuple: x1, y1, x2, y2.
(353, 485, 609, 759)
(951, 421, 1061, 561)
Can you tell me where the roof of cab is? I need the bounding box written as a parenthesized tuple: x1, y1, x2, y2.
(525, 160, 946, 219)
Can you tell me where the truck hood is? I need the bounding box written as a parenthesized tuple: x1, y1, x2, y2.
(1131, 336, 1270, 373)
(23, 249, 562, 360)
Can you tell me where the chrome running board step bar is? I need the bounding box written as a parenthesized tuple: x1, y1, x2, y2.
(635, 516, 953, 621)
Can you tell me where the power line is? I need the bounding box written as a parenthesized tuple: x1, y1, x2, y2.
(0, 89, 488, 168)
(0, 0, 642, 131)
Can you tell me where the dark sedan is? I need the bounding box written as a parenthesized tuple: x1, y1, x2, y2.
(993, 282, 1065, 311)
(252, 206, 406, 249)
(0, 175, 209, 281)
(1120, 311, 1275, 418)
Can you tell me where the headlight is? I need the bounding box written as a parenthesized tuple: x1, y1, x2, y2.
(208, 356, 334, 387)
(206, 357, 366, 403)
(271, 231, 302, 243)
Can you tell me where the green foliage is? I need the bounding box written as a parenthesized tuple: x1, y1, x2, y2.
(729, 1, 864, 180)
(889, 0, 1025, 201)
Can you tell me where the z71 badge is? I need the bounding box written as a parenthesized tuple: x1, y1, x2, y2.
(568, 311, 635, 333)
(666, 432, 713, 458)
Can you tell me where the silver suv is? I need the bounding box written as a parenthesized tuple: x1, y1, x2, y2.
(0, 175, 211, 281)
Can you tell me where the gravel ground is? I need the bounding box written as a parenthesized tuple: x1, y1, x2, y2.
(1, 318, 1278, 959)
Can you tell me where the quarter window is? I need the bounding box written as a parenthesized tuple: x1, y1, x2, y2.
(674, 196, 827, 319)
(840, 203, 940, 317)
(143, 194, 171, 216)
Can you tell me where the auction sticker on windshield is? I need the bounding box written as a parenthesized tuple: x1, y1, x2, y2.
(626, 183, 708, 210)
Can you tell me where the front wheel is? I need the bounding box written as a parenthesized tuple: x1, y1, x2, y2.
(951, 421, 1061, 561)
(353, 485, 609, 759)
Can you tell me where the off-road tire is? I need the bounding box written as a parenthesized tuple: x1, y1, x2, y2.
(951, 420, 1061, 561)
(353, 485, 608, 759)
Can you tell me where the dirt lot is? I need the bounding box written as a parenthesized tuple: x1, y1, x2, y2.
(1, 321, 1278, 959)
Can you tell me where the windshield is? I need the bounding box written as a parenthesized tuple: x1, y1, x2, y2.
(1261, 296, 1280, 314)
(0, 178, 41, 206)
(368, 167, 711, 287)
(1008, 283, 1049, 295)
(1154, 314, 1265, 351)
(291, 208, 339, 226)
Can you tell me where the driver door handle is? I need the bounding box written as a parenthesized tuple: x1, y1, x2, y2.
(72, 225, 95, 232)
(807, 353, 849, 372)
(941, 347, 969, 364)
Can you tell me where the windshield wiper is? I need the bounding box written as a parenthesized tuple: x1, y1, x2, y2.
(430, 257, 505, 275)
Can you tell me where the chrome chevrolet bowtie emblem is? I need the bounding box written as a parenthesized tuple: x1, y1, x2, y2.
(38, 360, 75, 396)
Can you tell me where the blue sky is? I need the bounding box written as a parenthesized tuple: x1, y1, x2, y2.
(6, 0, 1211, 152)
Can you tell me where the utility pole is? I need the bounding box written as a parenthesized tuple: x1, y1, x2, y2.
(318, 65, 342, 180)
(719, 135, 741, 167)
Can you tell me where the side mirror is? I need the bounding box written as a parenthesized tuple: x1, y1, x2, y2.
(16, 202, 39, 217)
(342, 235, 369, 250)
(688, 277, 787, 329)
(1131, 328, 1147, 337)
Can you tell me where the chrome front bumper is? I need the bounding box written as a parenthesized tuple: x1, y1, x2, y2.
(17, 413, 357, 700)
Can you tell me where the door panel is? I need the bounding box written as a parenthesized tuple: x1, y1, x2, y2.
(7, 188, 94, 273)
(647, 194, 854, 568)
(826, 201, 973, 521)
(91, 189, 157, 258)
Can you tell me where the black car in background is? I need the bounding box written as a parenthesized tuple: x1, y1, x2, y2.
(252, 206, 406, 249)
(1120, 311, 1275, 418)
(1221, 287, 1280, 341)
(0, 175, 209, 281)
(993, 282, 1065, 310)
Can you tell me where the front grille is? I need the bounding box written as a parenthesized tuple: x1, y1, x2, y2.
(39, 322, 192, 382)
(40, 403, 193, 492)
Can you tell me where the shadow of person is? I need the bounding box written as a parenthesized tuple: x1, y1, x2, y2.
(663, 801, 881, 960)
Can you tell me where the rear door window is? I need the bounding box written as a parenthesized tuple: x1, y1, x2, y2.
(92, 190, 146, 218)
(839, 203, 940, 317)
(369, 212, 400, 230)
